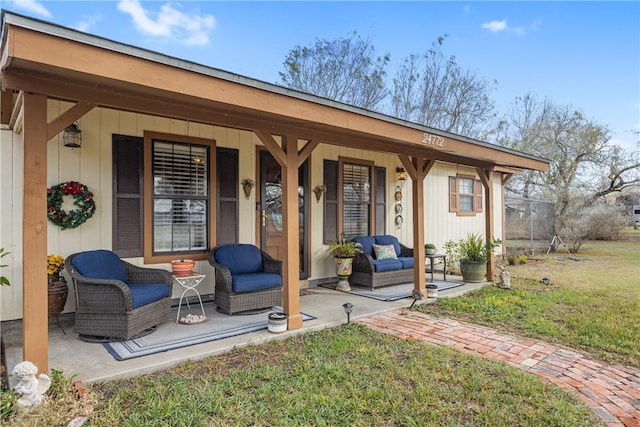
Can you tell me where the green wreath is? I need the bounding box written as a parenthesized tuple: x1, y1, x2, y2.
(47, 181, 96, 230)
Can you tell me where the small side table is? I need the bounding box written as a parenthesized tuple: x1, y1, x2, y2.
(425, 254, 447, 282)
(173, 272, 207, 324)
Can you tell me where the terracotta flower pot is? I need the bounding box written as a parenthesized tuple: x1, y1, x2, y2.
(171, 260, 195, 276)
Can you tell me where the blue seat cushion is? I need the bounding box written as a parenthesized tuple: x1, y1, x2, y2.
(352, 236, 375, 256)
(375, 235, 401, 257)
(72, 250, 127, 283)
(215, 244, 263, 275)
(127, 283, 170, 308)
(398, 257, 414, 269)
(232, 273, 282, 293)
(373, 259, 403, 272)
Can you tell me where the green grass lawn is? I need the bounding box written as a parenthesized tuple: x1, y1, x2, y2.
(5, 233, 637, 426)
(5, 326, 602, 427)
(418, 230, 640, 368)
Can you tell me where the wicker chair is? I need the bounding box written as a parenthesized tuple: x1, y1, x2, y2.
(65, 250, 172, 342)
(208, 244, 283, 314)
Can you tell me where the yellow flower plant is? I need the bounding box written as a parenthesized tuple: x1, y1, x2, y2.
(47, 254, 65, 276)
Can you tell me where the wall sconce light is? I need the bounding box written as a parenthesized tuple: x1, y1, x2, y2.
(342, 302, 354, 324)
(63, 123, 82, 148)
(312, 185, 326, 203)
(396, 167, 407, 181)
(241, 178, 255, 198)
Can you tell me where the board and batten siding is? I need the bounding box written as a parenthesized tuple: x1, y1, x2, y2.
(1, 100, 505, 321)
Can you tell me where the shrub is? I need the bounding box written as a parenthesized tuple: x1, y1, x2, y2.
(518, 255, 528, 264)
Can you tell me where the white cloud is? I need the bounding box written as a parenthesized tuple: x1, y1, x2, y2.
(116, 0, 215, 46)
(74, 15, 102, 33)
(9, 0, 51, 18)
(481, 20, 507, 33)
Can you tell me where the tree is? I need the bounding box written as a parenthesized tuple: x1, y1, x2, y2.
(496, 93, 640, 246)
(390, 35, 498, 139)
(279, 32, 390, 110)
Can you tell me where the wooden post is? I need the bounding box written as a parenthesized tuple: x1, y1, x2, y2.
(22, 93, 49, 374)
(280, 136, 303, 329)
(399, 156, 434, 299)
(477, 168, 496, 281)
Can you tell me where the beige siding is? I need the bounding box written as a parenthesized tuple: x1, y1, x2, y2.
(1, 100, 506, 320)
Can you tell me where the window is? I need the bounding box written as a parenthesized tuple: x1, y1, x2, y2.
(342, 162, 371, 238)
(449, 174, 483, 216)
(323, 159, 385, 243)
(143, 131, 217, 263)
(152, 141, 209, 254)
(115, 132, 236, 263)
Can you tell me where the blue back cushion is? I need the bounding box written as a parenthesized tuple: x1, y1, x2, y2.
(215, 244, 263, 275)
(72, 250, 127, 282)
(352, 236, 375, 256)
(375, 235, 401, 257)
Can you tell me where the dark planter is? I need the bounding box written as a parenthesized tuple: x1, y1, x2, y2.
(48, 275, 68, 333)
(460, 259, 487, 283)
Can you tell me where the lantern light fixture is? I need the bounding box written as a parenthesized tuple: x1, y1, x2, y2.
(396, 166, 407, 181)
(63, 123, 82, 148)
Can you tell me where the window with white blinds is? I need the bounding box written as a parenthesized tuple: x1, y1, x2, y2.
(342, 163, 371, 239)
(458, 177, 475, 212)
(152, 141, 208, 254)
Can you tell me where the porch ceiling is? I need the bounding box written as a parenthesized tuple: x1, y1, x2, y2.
(0, 12, 549, 173)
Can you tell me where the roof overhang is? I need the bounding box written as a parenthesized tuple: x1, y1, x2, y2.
(0, 10, 549, 173)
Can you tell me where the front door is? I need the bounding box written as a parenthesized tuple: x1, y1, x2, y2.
(259, 151, 308, 279)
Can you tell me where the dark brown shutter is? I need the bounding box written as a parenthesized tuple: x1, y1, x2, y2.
(449, 176, 458, 213)
(323, 160, 338, 243)
(475, 179, 483, 213)
(217, 147, 239, 245)
(112, 134, 143, 257)
(375, 166, 386, 235)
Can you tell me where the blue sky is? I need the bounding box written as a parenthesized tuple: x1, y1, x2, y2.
(5, 1, 639, 151)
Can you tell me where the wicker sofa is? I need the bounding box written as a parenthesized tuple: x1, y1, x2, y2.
(65, 250, 172, 341)
(208, 244, 283, 314)
(349, 235, 415, 290)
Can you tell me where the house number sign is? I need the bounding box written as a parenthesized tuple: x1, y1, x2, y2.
(422, 133, 445, 147)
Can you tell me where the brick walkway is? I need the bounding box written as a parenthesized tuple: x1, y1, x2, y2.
(358, 309, 640, 427)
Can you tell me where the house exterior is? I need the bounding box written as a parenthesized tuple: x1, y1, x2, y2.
(0, 11, 548, 373)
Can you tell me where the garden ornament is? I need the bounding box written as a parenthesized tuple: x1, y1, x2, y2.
(11, 361, 51, 410)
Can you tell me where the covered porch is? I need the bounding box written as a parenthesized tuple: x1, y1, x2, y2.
(0, 11, 548, 376)
(2, 279, 484, 385)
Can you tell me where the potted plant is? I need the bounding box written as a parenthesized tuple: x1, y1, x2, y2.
(424, 243, 437, 255)
(47, 254, 68, 328)
(455, 233, 501, 282)
(326, 238, 362, 291)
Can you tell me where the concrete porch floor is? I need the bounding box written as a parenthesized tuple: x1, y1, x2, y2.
(2, 280, 485, 385)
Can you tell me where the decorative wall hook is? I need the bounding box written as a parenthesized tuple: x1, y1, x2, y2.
(241, 178, 254, 198)
(312, 185, 326, 202)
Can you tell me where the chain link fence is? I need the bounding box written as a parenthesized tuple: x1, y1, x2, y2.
(505, 197, 555, 255)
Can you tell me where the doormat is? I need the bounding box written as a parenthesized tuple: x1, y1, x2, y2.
(319, 281, 466, 301)
(104, 305, 316, 361)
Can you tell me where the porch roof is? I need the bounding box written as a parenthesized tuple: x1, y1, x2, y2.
(0, 10, 548, 173)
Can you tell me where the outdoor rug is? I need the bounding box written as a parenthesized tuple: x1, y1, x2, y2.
(104, 305, 316, 361)
(320, 280, 466, 301)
